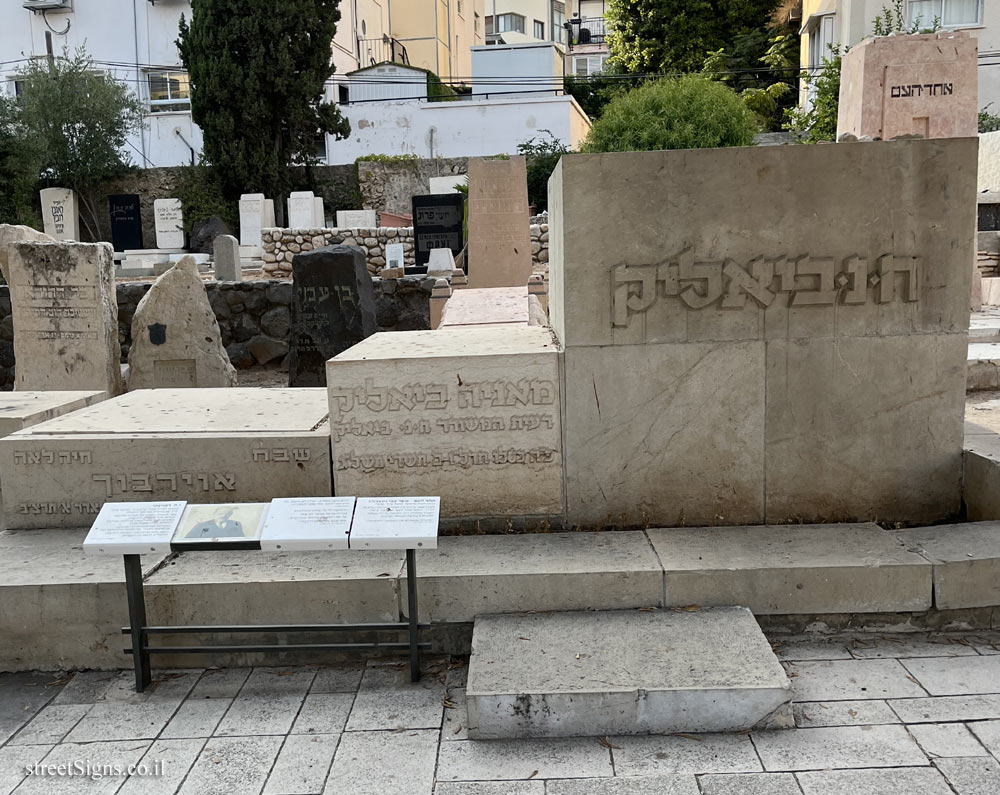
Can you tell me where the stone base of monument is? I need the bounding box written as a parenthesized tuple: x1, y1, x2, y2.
(0, 388, 332, 530)
(465, 607, 793, 739)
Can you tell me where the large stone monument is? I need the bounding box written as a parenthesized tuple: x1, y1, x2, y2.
(154, 199, 185, 249)
(838, 31, 978, 140)
(289, 245, 378, 387)
(39, 188, 79, 241)
(549, 139, 975, 527)
(127, 255, 238, 390)
(7, 242, 122, 395)
(108, 194, 143, 252)
(327, 326, 562, 519)
(467, 156, 532, 288)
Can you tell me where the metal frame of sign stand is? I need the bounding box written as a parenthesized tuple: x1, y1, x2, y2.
(121, 547, 427, 693)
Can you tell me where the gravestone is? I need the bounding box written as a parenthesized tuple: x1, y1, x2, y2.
(549, 139, 974, 527)
(427, 248, 456, 277)
(411, 193, 465, 273)
(127, 255, 237, 389)
(154, 199, 185, 249)
(7, 242, 122, 395)
(838, 31, 977, 140)
(214, 235, 242, 281)
(289, 245, 377, 387)
(385, 242, 405, 271)
(239, 193, 267, 248)
(39, 188, 80, 241)
(288, 192, 317, 229)
(314, 197, 326, 228)
(263, 199, 276, 228)
(0, 224, 55, 283)
(108, 194, 143, 252)
(467, 156, 531, 288)
(336, 210, 377, 229)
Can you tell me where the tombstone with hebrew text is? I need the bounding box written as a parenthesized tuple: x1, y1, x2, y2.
(288, 245, 377, 387)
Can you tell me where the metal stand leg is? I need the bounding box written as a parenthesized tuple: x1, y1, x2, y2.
(123, 554, 151, 693)
(406, 549, 420, 683)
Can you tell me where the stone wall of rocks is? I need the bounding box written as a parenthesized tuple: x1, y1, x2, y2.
(357, 157, 469, 215)
(263, 215, 551, 277)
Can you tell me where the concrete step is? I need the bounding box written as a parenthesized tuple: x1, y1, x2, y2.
(465, 607, 793, 739)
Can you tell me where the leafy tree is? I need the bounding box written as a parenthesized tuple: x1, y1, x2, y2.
(565, 70, 636, 120)
(0, 95, 42, 227)
(980, 105, 1000, 133)
(580, 75, 758, 153)
(606, 0, 781, 75)
(178, 0, 351, 221)
(873, 0, 941, 35)
(518, 132, 570, 212)
(784, 47, 841, 142)
(13, 48, 145, 239)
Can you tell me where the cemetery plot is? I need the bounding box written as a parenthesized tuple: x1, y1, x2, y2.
(0, 391, 107, 438)
(0, 388, 332, 529)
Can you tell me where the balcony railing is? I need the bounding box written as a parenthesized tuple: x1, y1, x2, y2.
(568, 16, 606, 48)
(357, 36, 410, 68)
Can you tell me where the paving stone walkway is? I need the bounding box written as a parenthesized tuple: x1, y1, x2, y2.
(3, 632, 1000, 794)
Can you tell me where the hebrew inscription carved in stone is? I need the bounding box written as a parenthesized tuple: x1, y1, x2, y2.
(14, 450, 92, 465)
(329, 378, 557, 414)
(612, 249, 919, 327)
(335, 446, 559, 473)
(91, 471, 237, 497)
(890, 83, 953, 98)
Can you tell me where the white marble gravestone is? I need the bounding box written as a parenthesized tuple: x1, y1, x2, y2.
(288, 192, 317, 229)
(154, 199, 185, 249)
(39, 188, 80, 241)
(239, 193, 266, 248)
(336, 210, 378, 229)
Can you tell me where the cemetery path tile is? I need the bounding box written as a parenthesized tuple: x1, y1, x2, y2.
(187, 668, 251, 700)
(795, 766, 956, 794)
(176, 735, 282, 795)
(901, 657, 1000, 696)
(933, 756, 1000, 794)
(545, 774, 701, 793)
(10, 739, 150, 795)
(773, 639, 853, 662)
(696, 772, 802, 795)
(608, 733, 760, 776)
(290, 693, 353, 735)
(966, 719, 1000, 758)
(442, 687, 468, 741)
(262, 734, 339, 795)
(116, 737, 206, 795)
(0, 744, 52, 795)
(432, 783, 545, 795)
(159, 698, 232, 739)
(323, 729, 438, 795)
(907, 723, 989, 758)
(308, 664, 364, 694)
(49, 671, 119, 706)
(7, 704, 90, 746)
(847, 635, 980, 659)
(792, 699, 898, 728)
(213, 667, 314, 737)
(100, 669, 200, 704)
(784, 660, 927, 701)
(436, 737, 612, 781)
(63, 701, 179, 743)
(889, 694, 1000, 723)
(751, 725, 928, 771)
(0, 671, 63, 742)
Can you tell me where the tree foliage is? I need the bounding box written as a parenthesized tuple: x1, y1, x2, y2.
(517, 131, 570, 212)
(178, 0, 351, 216)
(784, 47, 841, 142)
(580, 75, 758, 153)
(606, 0, 782, 75)
(0, 95, 42, 227)
(13, 48, 144, 238)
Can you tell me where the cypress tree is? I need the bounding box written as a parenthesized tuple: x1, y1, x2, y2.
(178, 0, 351, 217)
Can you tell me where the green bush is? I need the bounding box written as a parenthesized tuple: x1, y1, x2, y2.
(175, 162, 236, 232)
(784, 48, 841, 143)
(518, 132, 570, 212)
(579, 76, 758, 153)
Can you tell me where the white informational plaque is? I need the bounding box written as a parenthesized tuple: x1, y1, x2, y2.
(259, 497, 355, 551)
(83, 501, 187, 555)
(350, 497, 440, 550)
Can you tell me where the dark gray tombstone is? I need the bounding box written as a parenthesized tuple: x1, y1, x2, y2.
(411, 193, 465, 273)
(289, 245, 377, 387)
(108, 194, 143, 251)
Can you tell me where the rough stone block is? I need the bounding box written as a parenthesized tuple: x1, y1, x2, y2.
(465, 608, 792, 739)
(0, 388, 331, 529)
(648, 523, 931, 613)
(327, 326, 563, 520)
(0, 391, 106, 439)
(897, 522, 1000, 609)
(407, 532, 663, 622)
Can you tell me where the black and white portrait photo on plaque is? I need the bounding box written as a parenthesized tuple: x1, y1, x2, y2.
(175, 503, 268, 543)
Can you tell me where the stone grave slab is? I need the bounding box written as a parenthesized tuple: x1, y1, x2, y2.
(327, 325, 563, 519)
(0, 388, 332, 529)
(288, 192, 316, 229)
(108, 194, 143, 252)
(238, 193, 266, 248)
(39, 188, 79, 241)
(8, 241, 122, 395)
(213, 234, 241, 282)
(153, 199, 184, 249)
(467, 156, 532, 288)
(549, 138, 974, 526)
(0, 390, 106, 439)
(127, 255, 237, 389)
(412, 194, 465, 272)
(336, 210, 377, 229)
(314, 196, 326, 227)
(0, 224, 55, 283)
(289, 245, 377, 387)
(440, 287, 529, 328)
(465, 607, 792, 739)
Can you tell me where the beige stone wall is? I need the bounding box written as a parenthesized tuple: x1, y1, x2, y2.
(549, 138, 976, 528)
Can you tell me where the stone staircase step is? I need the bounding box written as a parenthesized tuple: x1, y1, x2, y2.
(465, 607, 792, 740)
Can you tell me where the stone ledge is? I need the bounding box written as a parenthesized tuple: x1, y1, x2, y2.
(896, 522, 1000, 609)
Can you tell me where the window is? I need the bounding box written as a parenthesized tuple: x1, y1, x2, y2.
(7, 77, 25, 98)
(496, 13, 525, 33)
(551, 1, 566, 43)
(147, 70, 190, 113)
(807, 14, 835, 71)
(534, 20, 545, 39)
(338, 84, 349, 104)
(907, 0, 981, 27)
(485, 15, 493, 35)
(573, 54, 607, 76)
